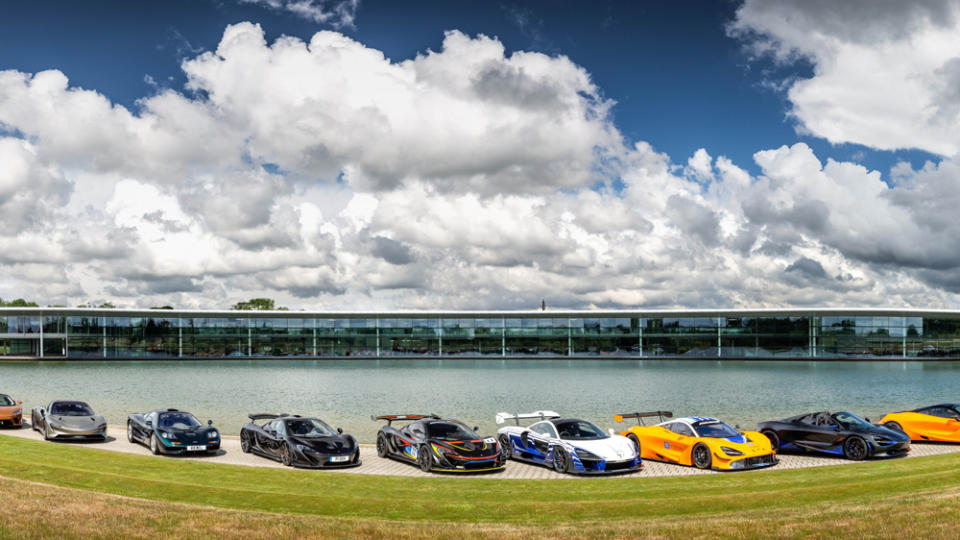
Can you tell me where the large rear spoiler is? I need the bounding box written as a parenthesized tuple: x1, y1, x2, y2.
(372, 414, 439, 426)
(495, 410, 560, 426)
(613, 411, 673, 426)
(248, 413, 288, 421)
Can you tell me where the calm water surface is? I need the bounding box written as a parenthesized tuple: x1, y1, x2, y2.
(1, 360, 957, 442)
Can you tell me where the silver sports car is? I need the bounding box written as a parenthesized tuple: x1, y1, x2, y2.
(32, 400, 107, 441)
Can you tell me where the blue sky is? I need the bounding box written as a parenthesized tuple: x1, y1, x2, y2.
(0, 1, 937, 179)
(1, 0, 960, 310)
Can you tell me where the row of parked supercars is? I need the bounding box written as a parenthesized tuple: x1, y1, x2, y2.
(1, 392, 958, 474)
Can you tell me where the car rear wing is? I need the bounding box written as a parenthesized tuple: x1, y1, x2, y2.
(613, 411, 673, 426)
(372, 414, 439, 426)
(495, 410, 561, 426)
(248, 413, 282, 421)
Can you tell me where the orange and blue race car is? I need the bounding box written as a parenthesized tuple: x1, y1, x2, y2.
(879, 403, 960, 442)
(615, 411, 777, 471)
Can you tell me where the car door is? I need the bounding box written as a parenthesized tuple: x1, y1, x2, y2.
(400, 422, 425, 460)
(526, 421, 556, 460)
(667, 422, 697, 463)
(809, 415, 843, 449)
(259, 419, 283, 457)
(921, 407, 960, 438)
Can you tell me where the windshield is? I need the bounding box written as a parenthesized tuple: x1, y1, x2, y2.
(833, 411, 873, 429)
(50, 401, 94, 416)
(158, 412, 202, 430)
(554, 419, 608, 440)
(425, 421, 476, 440)
(0, 395, 14, 406)
(286, 418, 335, 437)
(694, 421, 740, 438)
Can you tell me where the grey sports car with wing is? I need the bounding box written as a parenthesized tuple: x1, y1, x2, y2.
(32, 400, 107, 441)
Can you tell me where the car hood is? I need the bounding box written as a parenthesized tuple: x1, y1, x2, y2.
(570, 436, 636, 460)
(51, 415, 106, 428)
(856, 424, 910, 442)
(291, 434, 355, 453)
(0, 405, 19, 413)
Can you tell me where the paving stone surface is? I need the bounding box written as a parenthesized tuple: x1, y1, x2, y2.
(2, 423, 957, 480)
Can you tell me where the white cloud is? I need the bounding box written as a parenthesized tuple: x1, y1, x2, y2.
(1, 22, 960, 310)
(240, 0, 360, 28)
(730, 0, 960, 156)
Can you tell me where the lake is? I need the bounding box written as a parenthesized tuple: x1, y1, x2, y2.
(1, 359, 957, 442)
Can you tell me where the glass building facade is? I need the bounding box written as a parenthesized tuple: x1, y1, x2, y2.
(1, 308, 958, 360)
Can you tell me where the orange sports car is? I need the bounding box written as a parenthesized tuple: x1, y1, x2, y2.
(879, 403, 960, 443)
(0, 393, 23, 428)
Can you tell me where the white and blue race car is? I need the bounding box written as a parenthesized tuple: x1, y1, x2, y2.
(495, 410, 641, 475)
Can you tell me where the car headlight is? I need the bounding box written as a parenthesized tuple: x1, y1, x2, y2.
(160, 432, 174, 439)
(576, 448, 601, 460)
(208, 430, 219, 438)
(12, 409, 21, 415)
(296, 444, 310, 453)
(720, 446, 744, 456)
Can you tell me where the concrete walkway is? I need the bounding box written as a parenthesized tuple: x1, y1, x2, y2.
(2, 423, 958, 479)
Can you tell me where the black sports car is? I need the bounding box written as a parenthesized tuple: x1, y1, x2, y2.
(239, 413, 360, 468)
(127, 408, 221, 455)
(758, 411, 910, 460)
(374, 414, 505, 473)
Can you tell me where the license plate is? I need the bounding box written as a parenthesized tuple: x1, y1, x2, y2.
(187, 445, 206, 451)
(329, 455, 350, 462)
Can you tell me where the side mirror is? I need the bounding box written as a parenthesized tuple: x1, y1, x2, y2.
(473, 426, 479, 432)
(145, 419, 152, 427)
(735, 424, 741, 430)
(208, 419, 213, 426)
(17, 400, 21, 406)
(864, 418, 871, 424)
(337, 427, 343, 434)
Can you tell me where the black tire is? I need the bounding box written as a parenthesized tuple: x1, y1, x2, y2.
(240, 430, 252, 453)
(417, 445, 432, 472)
(884, 421, 904, 433)
(761, 429, 780, 452)
(126, 422, 134, 443)
(376, 433, 388, 458)
(498, 434, 512, 460)
(627, 433, 641, 454)
(150, 434, 161, 455)
(692, 443, 712, 469)
(552, 447, 571, 473)
(281, 443, 294, 467)
(843, 436, 869, 461)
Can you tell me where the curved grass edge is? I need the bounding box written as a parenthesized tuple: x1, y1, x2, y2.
(1, 434, 959, 532)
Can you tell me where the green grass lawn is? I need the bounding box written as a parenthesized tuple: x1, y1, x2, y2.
(0, 435, 958, 538)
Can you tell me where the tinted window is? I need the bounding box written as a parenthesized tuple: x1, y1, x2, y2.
(669, 423, 695, 437)
(50, 401, 94, 416)
(285, 418, 335, 437)
(426, 421, 476, 440)
(530, 422, 557, 438)
(833, 412, 871, 429)
(922, 407, 959, 418)
(158, 412, 201, 430)
(553, 420, 607, 440)
(694, 421, 740, 438)
(0, 394, 14, 406)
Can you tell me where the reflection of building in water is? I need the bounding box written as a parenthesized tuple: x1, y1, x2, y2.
(0, 307, 953, 360)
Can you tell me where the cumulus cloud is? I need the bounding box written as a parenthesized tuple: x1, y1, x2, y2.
(730, 0, 960, 156)
(1, 22, 960, 310)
